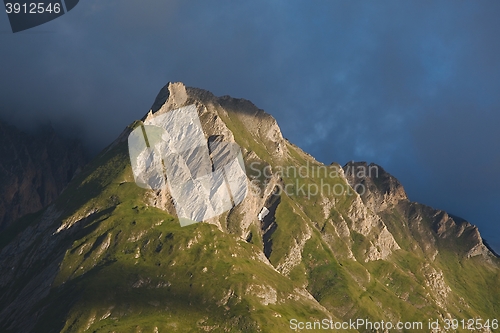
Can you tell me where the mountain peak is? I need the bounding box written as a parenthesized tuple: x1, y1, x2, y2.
(149, 81, 188, 115)
(0, 84, 498, 332)
(343, 161, 408, 213)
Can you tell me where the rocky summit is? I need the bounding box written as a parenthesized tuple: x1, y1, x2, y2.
(0, 82, 498, 332)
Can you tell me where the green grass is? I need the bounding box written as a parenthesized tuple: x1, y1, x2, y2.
(2, 106, 500, 332)
(12, 139, 334, 332)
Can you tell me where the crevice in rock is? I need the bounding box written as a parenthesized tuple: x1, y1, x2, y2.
(261, 186, 281, 259)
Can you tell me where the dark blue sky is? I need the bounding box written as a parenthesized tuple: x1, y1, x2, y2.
(1, 1, 499, 252)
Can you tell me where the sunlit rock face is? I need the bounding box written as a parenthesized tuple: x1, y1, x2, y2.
(129, 103, 247, 225)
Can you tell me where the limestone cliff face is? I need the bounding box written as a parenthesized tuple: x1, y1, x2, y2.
(0, 83, 498, 332)
(343, 161, 408, 213)
(0, 121, 87, 230)
(143, 82, 287, 235)
(343, 161, 497, 261)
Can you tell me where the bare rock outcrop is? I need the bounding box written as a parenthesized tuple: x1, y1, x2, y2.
(343, 161, 408, 213)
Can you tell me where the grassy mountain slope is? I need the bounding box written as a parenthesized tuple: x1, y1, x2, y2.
(0, 82, 498, 332)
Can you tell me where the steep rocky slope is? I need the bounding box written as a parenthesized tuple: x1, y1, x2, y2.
(0, 83, 498, 332)
(0, 121, 87, 230)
